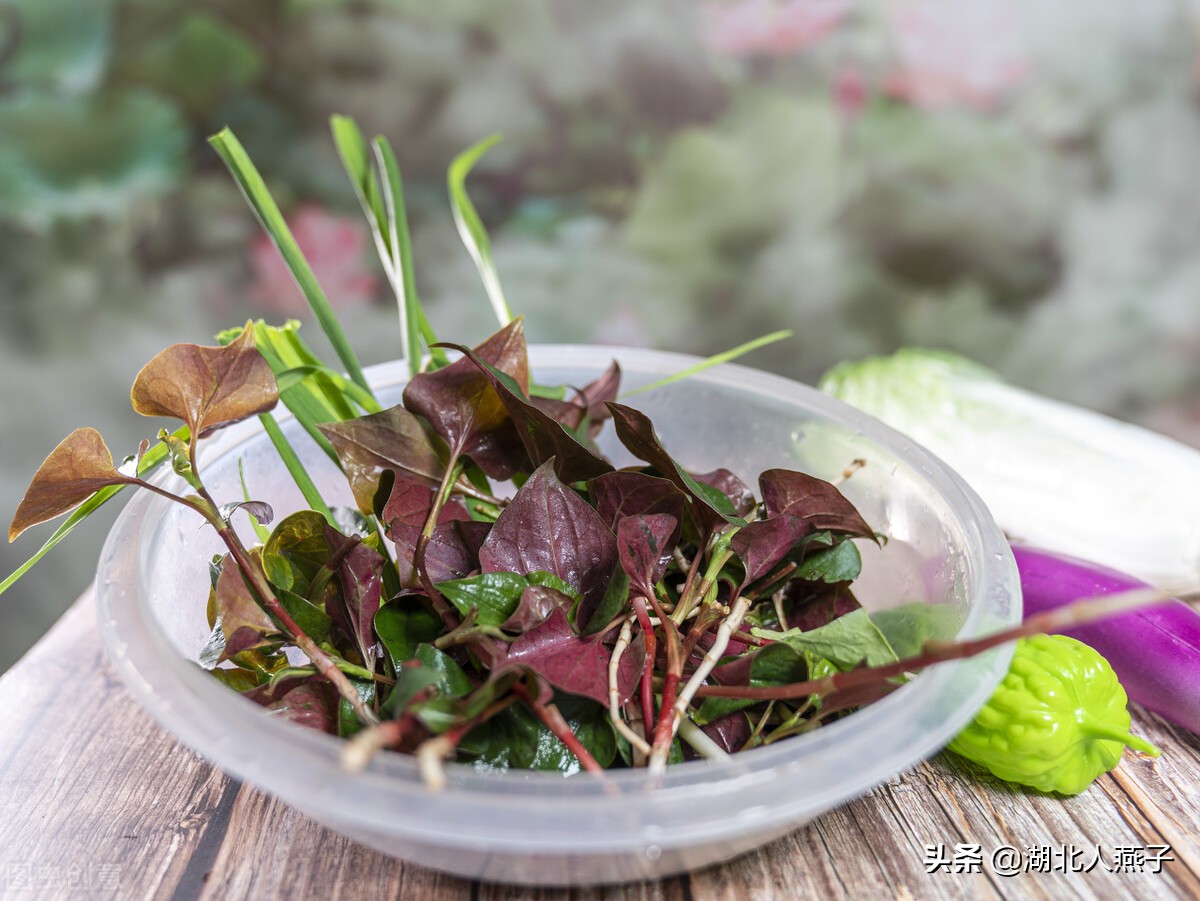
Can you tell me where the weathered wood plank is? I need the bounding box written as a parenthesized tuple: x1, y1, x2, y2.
(1, 593, 1196, 900)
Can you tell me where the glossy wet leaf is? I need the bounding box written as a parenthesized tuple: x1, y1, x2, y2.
(130, 323, 279, 437)
(319, 405, 443, 514)
(413, 643, 472, 700)
(582, 565, 630, 636)
(759, 469, 875, 540)
(375, 597, 443, 668)
(402, 319, 529, 479)
(338, 679, 377, 738)
(8, 428, 137, 542)
(261, 511, 331, 595)
(274, 588, 333, 645)
(327, 531, 385, 664)
(458, 695, 617, 773)
(437, 570, 578, 628)
(478, 461, 617, 625)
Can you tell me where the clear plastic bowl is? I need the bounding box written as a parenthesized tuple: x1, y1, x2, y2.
(95, 345, 1019, 885)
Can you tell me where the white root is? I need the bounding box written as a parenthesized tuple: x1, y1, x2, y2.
(608, 619, 651, 756)
(648, 595, 752, 776)
(678, 717, 731, 762)
(416, 735, 454, 792)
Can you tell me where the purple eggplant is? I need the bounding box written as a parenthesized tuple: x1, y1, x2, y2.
(1012, 543, 1200, 735)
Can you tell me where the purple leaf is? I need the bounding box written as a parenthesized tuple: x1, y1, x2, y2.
(442, 344, 614, 483)
(692, 468, 756, 517)
(266, 679, 339, 734)
(577, 360, 621, 439)
(324, 527, 385, 665)
(586, 471, 686, 533)
(403, 320, 530, 479)
(731, 515, 813, 588)
(501, 585, 575, 632)
(505, 607, 643, 705)
(211, 553, 277, 658)
(701, 711, 751, 754)
(759, 469, 875, 540)
(616, 513, 680, 599)
(318, 405, 444, 513)
(478, 460, 617, 625)
(605, 402, 739, 536)
(787, 587, 862, 632)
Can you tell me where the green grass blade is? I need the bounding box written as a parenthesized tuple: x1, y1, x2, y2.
(208, 127, 374, 397)
(621, 330, 794, 398)
(259, 412, 335, 525)
(0, 486, 123, 597)
(447, 134, 512, 328)
(372, 135, 423, 379)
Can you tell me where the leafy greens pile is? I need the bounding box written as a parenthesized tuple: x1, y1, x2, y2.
(10, 116, 1138, 785)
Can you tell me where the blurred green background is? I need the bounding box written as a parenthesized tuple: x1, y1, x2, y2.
(4, 0, 1200, 672)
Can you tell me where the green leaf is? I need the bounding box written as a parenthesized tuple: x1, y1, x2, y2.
(338, 679, 377, 738)
(375, 599, 445, 669)
(457, 695, 616, 773)
(447, 134, 512, 328)
(582, 565, 630, 635)
(381, 665, 442, 718)
(756, 608, 899, 671)
(436, 570, 579, 628)
(413, 643, 472, 699)
(795, 540, 862, 584)
(869, 602, 960, 659)
(208, 127, 373, 395)
(3, 0, 113, 93)
(261, 511, 331, 595)
(275, 587, 333, 644)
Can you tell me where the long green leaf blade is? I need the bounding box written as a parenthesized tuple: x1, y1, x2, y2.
(447, 134, 512, 328)
(208, 127, 374, 397)
(621, 330, 794, 398)
(259, 412, 335, 524)
(372, 135, 424, 378)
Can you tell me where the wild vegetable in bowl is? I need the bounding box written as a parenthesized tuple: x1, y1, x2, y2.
(2, 116, 1176, 791)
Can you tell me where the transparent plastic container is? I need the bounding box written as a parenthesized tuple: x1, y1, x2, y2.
(95, 346, 1019, 885)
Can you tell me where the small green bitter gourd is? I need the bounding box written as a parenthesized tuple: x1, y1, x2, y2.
(948, 634, 1159, 795)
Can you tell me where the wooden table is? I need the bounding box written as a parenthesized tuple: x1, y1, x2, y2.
(2, 593, 1198, 900)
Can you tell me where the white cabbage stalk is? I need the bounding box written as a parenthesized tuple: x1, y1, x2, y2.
(820, 349, 1200, 593)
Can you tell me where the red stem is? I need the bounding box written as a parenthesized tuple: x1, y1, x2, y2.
(512, 684, 603, 776)
(695, 587, 1177, 702)
(632, 596, 657, 738)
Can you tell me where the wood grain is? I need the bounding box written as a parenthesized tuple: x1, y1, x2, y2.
(1, 593, 1196, 900)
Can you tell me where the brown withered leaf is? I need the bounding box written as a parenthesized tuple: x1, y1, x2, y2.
(318, 405, 444, 513)
(9, 427, 137, 542)
(130, 324, 279, 437)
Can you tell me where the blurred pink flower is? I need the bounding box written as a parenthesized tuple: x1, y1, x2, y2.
(833, 66, 869, 119)
(248, 206, 378, 317)
(702, 0, 852, 57)
(885, 0, 1029, 110)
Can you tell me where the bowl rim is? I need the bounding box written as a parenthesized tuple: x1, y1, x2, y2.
(95, 344, 1019, 855)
